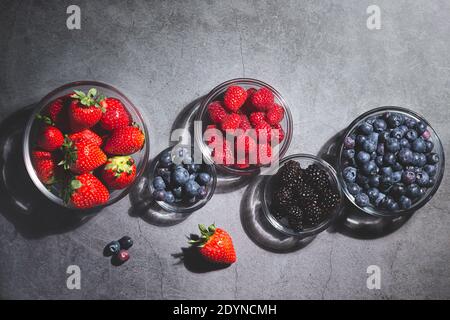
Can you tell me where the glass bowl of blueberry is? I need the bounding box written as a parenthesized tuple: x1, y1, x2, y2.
(338, 107, 445, 217)
(262, 154, 344, 237)
(148, 145, 217, 213)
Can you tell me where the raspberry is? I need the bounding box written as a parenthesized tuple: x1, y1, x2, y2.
(223, 86, 247, 112)
(272, 123, 285, 144)
(249, 112, 266, 126)
(205, 124, 220, 145)
(207, 101, 228, 124)
(238, 114, 252, 132)
(266, 103, 285, 125)
(255, 121, 272, 143)
(251, 87, 274, 111)
(235, 134, 257, 165)
(221, 113, 241, 133)
(257, 143, 272, 165)
(212, 140, 234, 165)
(241, 87, 257, 114)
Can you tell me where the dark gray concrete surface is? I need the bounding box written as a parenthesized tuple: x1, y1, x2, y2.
(0, 0, 449, 299)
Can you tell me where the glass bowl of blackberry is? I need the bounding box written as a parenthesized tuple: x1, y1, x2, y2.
(195, 78, 293, 176)
(338, 107, 445, 217)
(262, 154, 344, 237)
(148, 144, 217, 213)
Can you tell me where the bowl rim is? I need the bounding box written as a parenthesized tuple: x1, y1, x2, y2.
(23, 80, 150, 210)
(262, 153, 344, 237)
(148, 144, 217, 213)
(337, 106, 445, 217)
(195, 77, 293, 176)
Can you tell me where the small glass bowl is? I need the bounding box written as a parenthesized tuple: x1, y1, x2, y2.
(23, 81, 150, 210)
(148, 145, 217, 213)
(262, 154, 344, 237)
(337, 106, 445, 217)
(195, 78, 293, 176)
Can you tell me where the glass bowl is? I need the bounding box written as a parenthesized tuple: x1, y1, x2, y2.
(195, 78, 293, 176)
(337, 106, 445, 217)
(148, 145, 217, 213)
(262, 154, 344, 237)
(23, 81, 150, 210)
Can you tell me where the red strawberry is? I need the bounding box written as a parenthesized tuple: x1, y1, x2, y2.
(223, 86, 247, 112)
(64, 173, 109, 209)
(99, 97, 130, 131)
(32, 150, 57, 184)
(238, 114, 252, 132)
(272, 123, 285, 144)
(266, 103, 285, 125)
(207, 101, 228, 124)
(220, 113, 241, 133)
(189, 224, 236, 265)
(61, 137, 107, 174)
(42, 95, 71, 131)
(251, 87, 274, 111)
(257, 143, 273, 165)
(68, 88, 105, 132)
(68, 129, 103, 146)
(249, 112, 266, 126)
(104, 125, 145, 155)
(37, 126, 64, 151)
(255, 120, 272, 143)
(101, 156, 136, 190)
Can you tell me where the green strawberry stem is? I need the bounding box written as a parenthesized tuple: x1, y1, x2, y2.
(188, 224, 216, 247)
(71, 88, 105, 109)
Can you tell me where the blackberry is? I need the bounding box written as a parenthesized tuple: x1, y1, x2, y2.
(286, 206, 304, 231)
(296, 185, 319, 206)
(270, 205, 285, 220)
(319, 190, 340, 210)
(304, 204, 325, 228)
(278, 160, 303, 188)
(274, 186, 295, 207)
(304, 164, 330, 191)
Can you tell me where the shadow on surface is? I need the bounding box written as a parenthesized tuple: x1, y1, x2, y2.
(172, 247, 231, 273)
(0, 106, 97, 239)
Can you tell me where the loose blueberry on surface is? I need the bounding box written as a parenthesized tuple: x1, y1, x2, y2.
(197, 186, 207, 199)
(405, 130, 418, 142)
(411, 138, 426, 153)
(415, 171, 430, 187)
(152, 176, 166, 191)
(405, 184, 421, 199)
(355, 193, 370, 207)
(383, 153, 396, 166)
(398, 148, 413, 165)
(416, 121, 427, 134)
(401, 170, 416, 185)
(164, 191, 175, 203)
(362, 140, 377, 153)
(425, 140, 434, 153)
(385, 138, 400, 153)
(368, 175, 380, 187)
(427, 153, 439, 164)
(361, 160, 378, 175)
(105, 241, 120, 256)
(359, 122, 373, 135)
(172, 167, 190, 185)
(184, 180, 201, 197)
(367, 188, 380, 202)
(118, 236, 133, 250)
(347, 183, 362, 195)
(356, 151, 371, 164)
(153, 190, 166, 201)
(197, 172, 211, 185)
(399, 195, 412, 209)
(423, 164, 437, 177)
(344, 136, 356, 149)
(373, 119, 387, 133)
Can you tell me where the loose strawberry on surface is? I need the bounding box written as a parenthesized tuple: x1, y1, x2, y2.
(104, 125, 145, 155)
(60, 136, 107, 174)
(64, 173, 110, 209)
(69, 88, 105, 132)
(189, 224, 236, 265)
(101, 156, 136, 190)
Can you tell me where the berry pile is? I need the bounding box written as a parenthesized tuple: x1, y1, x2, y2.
(341, 112, 440, 212)
(32, 88, 146, 209)
(104, 236, 134, 265)
(152, 147, 212, 205)
(270, 160, 341, 231)
(206, 85, 286, 169)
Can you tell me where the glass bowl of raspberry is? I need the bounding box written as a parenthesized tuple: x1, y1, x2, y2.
(23, 81, 150, 210)
(337, 106, 445, 217)
(262, 154, 344, 238)
(195, 78, 293, 176)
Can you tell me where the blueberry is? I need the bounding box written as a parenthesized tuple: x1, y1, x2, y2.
(118, 236, 133, 250)
(152, 176, 166, 191)
(385, 138, 400, 153)
(356, 135, 367, 147)
(344, 136, 356, 149)
(427, 153, 439, 164)
(356, 151, 371, 164)
(425, 140, 434, 152)
(362, 140, 377, 153)
(398, 148, 413, 165)
(355, 193, 370, 207)
(347, 183, 362, 195)
(391, 128, 404, 139)
(379, 131, 390, 143)
(105, 241, 121, 256)
(375, 156, 384, 167)
(368, 175, 380, 187)
(392, 162, 403, 171)
(197, 186, 207, 199)
(184, 180, 200, 197)
(416, 121, 427, 134)
(197, 172, 211, 186)
(392, 171, 402, 183)
(386, 200, 400, 211)
(172, 167, 190, 185)
(361, 160, 378, 175)
(376, 143, 385, 156)
(401, 170, 416, 185)
(380, 166, 393, 176)
(356, 174, 370, 189)
(366, 116, 377, 125)
(172, 186, 183, 198)
(404, 118, 417, 129)
(399, 125, 409, 134)
(399, 138, 410, 149)
(158, 168, 171, 185)
(186, 163, 201, 173)
(189, 173, 198, 181)
(187, 197, 197, 204)
(425, 176, 436, 188)
(159, 151, 172, 168)
(370, 152, 377, 160)
(164, 191, 175, 203)
(343, 167, 357, 183)
(399, 195, 412, 209)
(418, 188, 427, 197)
(405, 130, 418, 142)
(423, 164, 437, 177)
(373, 119, 387, 133)
(368, 132, 379, 143)
(343, 149, 355, 160)
(367, 188, 380, 202)
(152, 190, 166, 201)
(359, 122, 374, 135)
(405, 184, 420, 199)
(390, 183, 406, 198)
(411, 138, 426, 153)
(412, 153, 427, 167)
(380, 175, 393, 191)
(383, 153, 396, 166)
(387, 113, 404, 128)
(415, 171, 430, 187)
(373, 192, 386, 207)
(379, 196, 395, 210)
(382, 112, 392, 121)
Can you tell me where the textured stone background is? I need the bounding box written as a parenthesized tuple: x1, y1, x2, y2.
(0, 0, 449, 299)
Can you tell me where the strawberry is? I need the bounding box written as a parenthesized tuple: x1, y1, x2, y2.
(266, 103, 285, 125)
(42, 95, 71, 131)
(223, 85, 247, 112)
(101, 156, 136, 190)
(251, 87, 274, 111)
(249, 112, 266, 126)
(37, 125, 64, 151)
(99, 97, 130, 131)
(104, 125, 145, 155)
(32, 150, 57, 184)
(188, 224, 236, 265)
(64, 173, 109, 209)
(257, 143, 273, 165)
(207, 101, 228, 124)
(272, 123, 285, 144)
(255, 120, 273, 143)
(238, 114, 252, 132)
(68, 88, 105, 132)
(61, 137, 107, 174)
(68, 129, 103, 146)
(220, 113, 241, 133)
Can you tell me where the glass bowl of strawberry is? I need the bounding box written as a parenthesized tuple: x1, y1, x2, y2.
(195, 78, 293, 176)
(23, 81, 150, 210)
